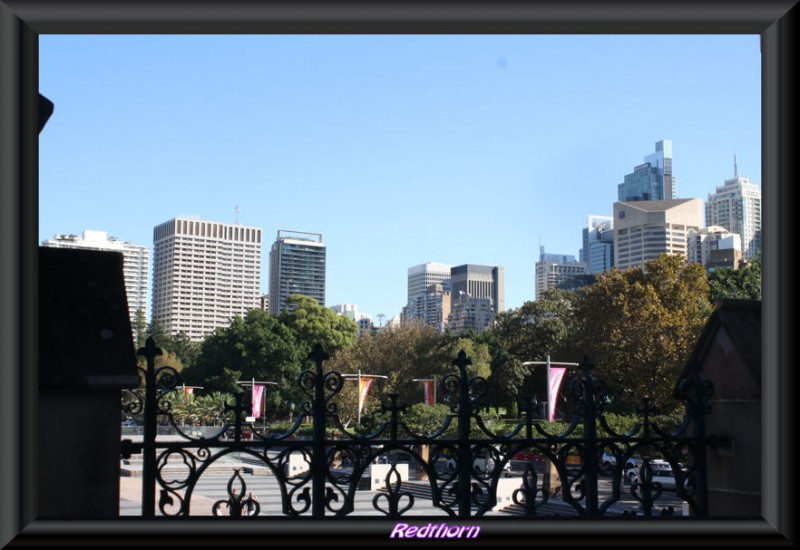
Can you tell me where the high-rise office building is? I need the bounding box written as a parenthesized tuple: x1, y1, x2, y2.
(705, 158, 762, 260)
(268, 230, 326, 315)
(535, 247, 591, 299)
(406, 262, 452, 323)
(448, 264, 504, 333)
(613, 199, 704, 270)
(450, 264, 505, 313)
(152, 217, 262, 342)
(42, 230, 149, 331)
(580, 215, 615, 274)
(618, 140, 677, 202)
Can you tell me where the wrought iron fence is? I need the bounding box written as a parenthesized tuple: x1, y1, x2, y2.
(120, 337, 714, 519)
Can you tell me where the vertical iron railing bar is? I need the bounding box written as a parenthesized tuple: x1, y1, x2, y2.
(308, 345, 329, 518)
(453, 350, 474, 519)
(580, 356, 600, 515)
(137, 336, 162, 518)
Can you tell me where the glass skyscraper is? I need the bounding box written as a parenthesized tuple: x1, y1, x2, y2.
(268, 230, 326, 315)
(618, 140, 677, 202)
(581, 215, 614, 274)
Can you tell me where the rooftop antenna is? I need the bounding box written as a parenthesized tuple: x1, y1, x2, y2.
(734, 153, 739, 178)
(235, 205, 241, 225)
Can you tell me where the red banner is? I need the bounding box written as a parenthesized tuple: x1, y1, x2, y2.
(548, 367, 567, 422)
(423, 380, 435, 406)
(251, 384, 266, 419)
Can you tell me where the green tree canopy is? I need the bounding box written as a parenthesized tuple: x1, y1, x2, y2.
(708, 252, 761, 303)
(280, 295, 358, 357)
(486, 289, 580, 413)
(573, 254, 712, 413)
(325, 323, 475, 415)
(182, 309, 304, 417)
(167, 331, 201, 370)
(132, 308, 147, 349)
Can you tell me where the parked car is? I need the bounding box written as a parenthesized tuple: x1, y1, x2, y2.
(627, 459, 685, 490)
(121, 418, 138, 427)
(600, 452, 642, 474)
(512, 450, 543, 462)
(444, 456, 513, 477)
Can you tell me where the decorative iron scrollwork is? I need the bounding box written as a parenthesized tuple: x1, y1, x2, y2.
(123, 343, 714, 519)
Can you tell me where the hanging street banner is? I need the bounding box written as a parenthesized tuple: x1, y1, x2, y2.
(252, 383, 266, 419)
(358, 377, 374, 419)
(548, 367, 567, 422)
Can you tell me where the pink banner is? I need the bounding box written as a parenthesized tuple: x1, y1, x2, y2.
(423, 380, 435, 406)
(251, 384, 266, 419)
(548, 367, 567, 422)
(358, 377, 374, 417)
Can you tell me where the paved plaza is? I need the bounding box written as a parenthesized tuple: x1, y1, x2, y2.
(120, 455, 687, 518)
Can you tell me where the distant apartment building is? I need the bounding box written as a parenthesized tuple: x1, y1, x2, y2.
(448, 296, 496, 334)
(613, 199, 704, 270)
(705, 158, 762, 260)
(688, 226, 743, 270)
(406, 262, 452, 324)
(356, 315, 374, 337)
(535, 247, 590, 300)
(448, 264, 504, 333)
(331, 304, 359, 319)
(413, 283, 452, 333)
(580, 215, 615, 274)
(618, 139, 677, 202)
(42, 230, 150, 331)
(331, 304, 373, 337)
(152, 217, 262, 342)
(268, 230, 326, 315)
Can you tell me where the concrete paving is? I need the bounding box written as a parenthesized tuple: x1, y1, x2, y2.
(119, 454, 687, 518)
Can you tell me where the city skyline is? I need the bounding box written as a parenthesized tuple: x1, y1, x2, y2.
(38, 34, 760, 321)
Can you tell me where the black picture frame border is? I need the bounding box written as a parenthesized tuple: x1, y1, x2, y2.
(1, 1, 796, 546)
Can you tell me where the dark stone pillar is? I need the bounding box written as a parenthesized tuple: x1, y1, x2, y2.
(38, 247, 139, 518)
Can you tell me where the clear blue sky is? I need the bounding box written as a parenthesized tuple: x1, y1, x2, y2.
(38, 34, 761, 322)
